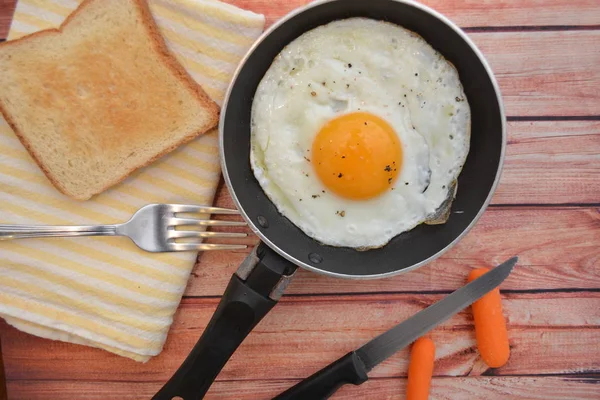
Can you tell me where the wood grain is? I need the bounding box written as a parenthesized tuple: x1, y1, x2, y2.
(3, 0, 600, 41)
(0, 338, 6, 400)
(473, 31, 600, 116)
(2, 4, 600, 117)
(213, 120, 600, 207)
(188, 206, 600, 295)
(223, 4, 600, 117)
(6, 377, 600, 400)
(2, 0, 594, 33)
(222, 0, 600, 28)
(0, 0, 16, 40)
(496, 121, 600, 204)
(2, 293, 599, 382)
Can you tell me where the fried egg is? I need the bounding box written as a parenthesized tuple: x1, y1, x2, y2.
(250, 18, 470, 249)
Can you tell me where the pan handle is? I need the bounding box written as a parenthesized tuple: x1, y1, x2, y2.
(153, 243, 297, 400)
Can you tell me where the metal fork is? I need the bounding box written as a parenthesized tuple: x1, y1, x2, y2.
(0, 204, 248, 252)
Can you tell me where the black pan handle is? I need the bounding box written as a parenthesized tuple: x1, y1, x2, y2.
(273, 352, 368, 400)
(153, 243, 297, 400)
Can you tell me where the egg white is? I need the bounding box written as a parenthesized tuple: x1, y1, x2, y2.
(251, 18, 471, 249)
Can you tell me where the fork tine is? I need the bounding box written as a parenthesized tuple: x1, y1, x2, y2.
(169, 231, 247, 239)
(168, 204, 240, 215)
(168, 218, 247, 227)
(169, 243, 248, 251)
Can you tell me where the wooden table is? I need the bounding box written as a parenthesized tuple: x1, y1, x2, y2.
(1, 0, 599, 399)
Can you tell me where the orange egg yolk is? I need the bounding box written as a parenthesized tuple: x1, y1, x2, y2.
(311, 112, 403, 200)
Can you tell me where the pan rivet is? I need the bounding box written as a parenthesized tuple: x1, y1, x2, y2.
(308, 253, 323, 264)
(257, 245, 265, 257)
(257, 215, 269, 228)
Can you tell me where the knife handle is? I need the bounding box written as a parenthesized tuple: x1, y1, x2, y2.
(273, 352, 368, 400)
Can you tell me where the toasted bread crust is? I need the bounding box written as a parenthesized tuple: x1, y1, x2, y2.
(0, 0, 220, 200)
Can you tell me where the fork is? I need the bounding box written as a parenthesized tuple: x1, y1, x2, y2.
(0, 204, 248, 252)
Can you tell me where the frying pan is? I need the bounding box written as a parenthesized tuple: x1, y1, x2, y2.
(154, 0, 505, 398)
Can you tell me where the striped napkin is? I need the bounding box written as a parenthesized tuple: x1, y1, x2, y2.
(0, 0, 264, 362)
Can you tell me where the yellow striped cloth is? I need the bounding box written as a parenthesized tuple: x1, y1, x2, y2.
(0, 0, 264, 362)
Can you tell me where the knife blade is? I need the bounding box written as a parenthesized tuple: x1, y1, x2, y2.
(273, 256, 517, 400)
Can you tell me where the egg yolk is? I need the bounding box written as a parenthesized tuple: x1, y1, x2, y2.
(311, 112, 403, 200)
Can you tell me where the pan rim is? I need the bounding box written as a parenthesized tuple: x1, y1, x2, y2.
(219, 0, 506, 280)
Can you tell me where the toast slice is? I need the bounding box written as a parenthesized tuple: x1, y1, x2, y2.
(0, 0, 219, 200)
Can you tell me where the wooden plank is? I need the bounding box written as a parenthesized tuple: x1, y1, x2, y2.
(6, 376, 600, 400)
(189, 206, 600, 296)
(0, 0, 16, 40)
(1, 5, 599, 116)
(211, 121, 600, 208)
(0, 337, 6, 400)
(222, 5, 600, 118)
(204, 119, 600, 239)
(472, 31, 600, 116)
(2, 293, 598, 382)
(222, 0, 600, 28)
(1, 0, 600, 38)
(496, 121, 600, 204)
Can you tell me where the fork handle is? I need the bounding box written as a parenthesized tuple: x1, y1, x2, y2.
(153, 243, 297, 400)
(0, 224, 118, 240)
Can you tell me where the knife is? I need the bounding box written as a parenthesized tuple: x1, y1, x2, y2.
(273, 256, 517, 400)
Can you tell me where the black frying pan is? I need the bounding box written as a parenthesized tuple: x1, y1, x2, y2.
(154, 1, 505, 398)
